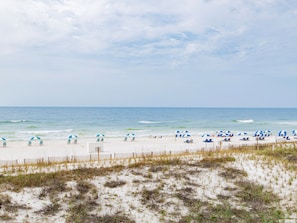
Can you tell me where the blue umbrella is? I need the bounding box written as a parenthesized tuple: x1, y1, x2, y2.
(264, 130, 271, 136)
(175, 130, 182, 137)
(292, 130, 296, 136)
(278, 130, 287, 137)
(254, 130, 263, 137)
(1, 137, 6, 141)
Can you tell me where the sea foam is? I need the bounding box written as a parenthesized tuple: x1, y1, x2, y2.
(139, 120, 161, 124)
(19, 129, 73, 134)
(235, 119, 254, 123)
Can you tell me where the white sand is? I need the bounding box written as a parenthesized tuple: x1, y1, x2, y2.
(0, 135, 292, 164)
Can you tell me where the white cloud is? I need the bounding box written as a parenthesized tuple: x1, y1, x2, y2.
(1, 0, 297, 107)
(1, 0, 296, 61)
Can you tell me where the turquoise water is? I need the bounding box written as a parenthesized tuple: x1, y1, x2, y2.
(0, 107, 296, 141)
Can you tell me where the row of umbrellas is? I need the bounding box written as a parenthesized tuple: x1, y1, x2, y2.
(176, 129, 297, 138)
(1, 132, 137, 144)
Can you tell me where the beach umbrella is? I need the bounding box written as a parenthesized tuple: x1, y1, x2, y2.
(125, 133, 135, 141)
(292, 130, 296, 136)
(238, 132, 247, 136)
(68, 134, 78, 139)
(183, 133, 191, 138)
(278, 130, 287, 137)
(217, 130, 224, 137)
(96, 133, 105, 137)
(28, 136, 43, 145)
(264, 130, 271, 136)
(175, 130, 182, 137)
(30, 136, 41, 141)
(67, 134, 78, 143)
(1, 137, 7, 146)
(254, 130, 263, 137)
(96, 133, 105, 141)
(202, 134, 211, 137)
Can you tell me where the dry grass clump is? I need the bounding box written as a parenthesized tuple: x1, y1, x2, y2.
(259, 146, 297, 164)
(235, 181, 277, 208)
(196, 156, 236, 168)
(66, 203, 88, 223)
(0, 166, 125, 192)
(178, 181, 283, 223)
(219, 167, 247, 180)
(104, 180, 126, 188)
(86, 214, 136, 223)
(176, 187, 199, 207)
(141, 187, 164, 210)
(39, 178, 67, 199)
(0, 193, 30, 215)
(35, 203, 61, 216)
(76, 180, 93, 194)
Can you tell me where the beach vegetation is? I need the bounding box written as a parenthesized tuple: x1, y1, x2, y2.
(0, 142, 296, 222)
(35, 202, 61, 216)
(104, 180, 126, 188)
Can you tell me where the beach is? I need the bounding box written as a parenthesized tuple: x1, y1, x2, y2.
(0, 134, 294, 165)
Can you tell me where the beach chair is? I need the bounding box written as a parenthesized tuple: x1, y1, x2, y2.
(259, 136, 265, 140)
(204, 138, 213, 143)
(184, 139, 193, 143)
(241, 137, 249, 141)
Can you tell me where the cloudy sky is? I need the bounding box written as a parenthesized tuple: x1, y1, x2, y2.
(0, 0, 296, 107)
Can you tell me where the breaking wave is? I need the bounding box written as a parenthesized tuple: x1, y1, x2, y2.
(139, 120, 161, 124)
(277, 121, 297, 126)
(0, 120, 29, 124)
(235, 119, 254, 123)
(19, 129, 73, 134)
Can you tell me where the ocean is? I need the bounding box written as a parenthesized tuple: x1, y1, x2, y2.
(0, 107, 296, 141)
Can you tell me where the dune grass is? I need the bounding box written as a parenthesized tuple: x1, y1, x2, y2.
(0, 142, 296, 222)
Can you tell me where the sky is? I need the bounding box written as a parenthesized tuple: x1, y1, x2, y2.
(0, 0, 296, 107)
